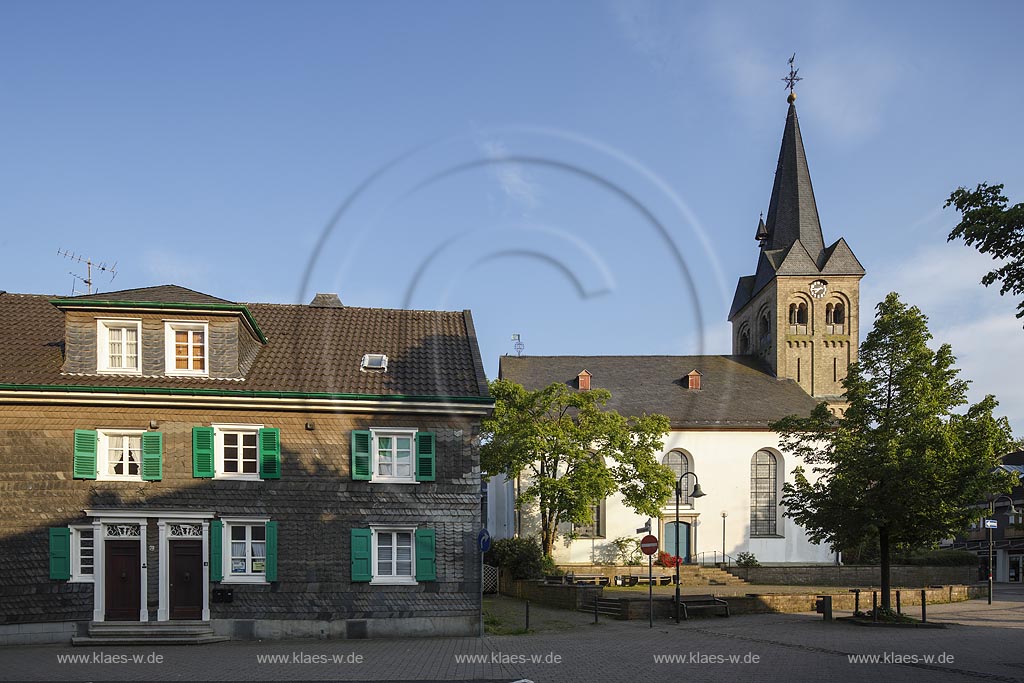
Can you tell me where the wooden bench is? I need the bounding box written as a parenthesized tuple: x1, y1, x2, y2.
(569, 574, 609, 586)
(677, 594, 729, 619)
(615, 574, 674, 586)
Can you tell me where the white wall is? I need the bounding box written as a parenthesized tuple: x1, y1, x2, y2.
(486, 429, 837, 565)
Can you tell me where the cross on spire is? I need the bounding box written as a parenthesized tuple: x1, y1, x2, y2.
(782, 53, 802, 102)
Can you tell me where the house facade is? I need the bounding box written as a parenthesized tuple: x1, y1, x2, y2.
(0, 285, 492, 643)
(487, 92, 864, 567)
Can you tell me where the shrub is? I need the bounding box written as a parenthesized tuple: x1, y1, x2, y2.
(484, 537, 543, 579)
(735, 552, 760, 567)
(902, 549, 977, 567)
(540, 554, 563, 576)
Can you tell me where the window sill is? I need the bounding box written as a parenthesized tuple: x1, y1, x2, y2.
(213, 475, 262, 482)
(166, 371, 210, 378)
(96, 476, 145, 483)
(750, 534, 785, 539)
(370, 577, 417, 586)
(370, 479, 421, 485)
(221, 575, 268, 584)
(70, 577, 95, 583)
(96, 369, 143, 376)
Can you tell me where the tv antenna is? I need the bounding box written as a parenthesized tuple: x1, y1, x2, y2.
(511, 333, 524, 357)
(57, 249, 118, 295)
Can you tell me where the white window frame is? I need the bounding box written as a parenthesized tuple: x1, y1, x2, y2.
(96, 429, 146, 482)
(164, 321, 209, 377)
(221, 517, 270, 584)
(212, 423, 263, 481)
(96, 319, 142, 374)
(370, 428, 418, 484)
(369, 525, 417, 585)
(70, 525, 96, 583)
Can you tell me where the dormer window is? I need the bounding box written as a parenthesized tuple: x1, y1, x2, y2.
(164, 321, 208, 376)
(96, 319, 141, 374)
(687, 370, 702, 390)
(577, 370, 591, 391)
(361, 354, 388, 372)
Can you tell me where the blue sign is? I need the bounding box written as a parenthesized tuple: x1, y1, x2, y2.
(478, 529, 492, 553)
(984, 518, 998, 529)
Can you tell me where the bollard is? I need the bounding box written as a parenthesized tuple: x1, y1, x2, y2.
(896, 590, 901, 615)
(852, 588, 860, 614)
(921, 590, 927, 623)
(594, 595, 599, 624)
(525, 600, 530, 631)
(814, 595, 833, 621)
(872, 591, 878, 622)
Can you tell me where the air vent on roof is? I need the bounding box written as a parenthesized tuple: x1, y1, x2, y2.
(310, 293, 343, 308)
(687, 369, 702, 391)
(361, 354, 388, 372)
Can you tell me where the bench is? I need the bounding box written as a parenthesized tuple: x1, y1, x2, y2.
(569, 574, 609, 586)
(676, 594, 729, 619)
(615, 574, 674, 586)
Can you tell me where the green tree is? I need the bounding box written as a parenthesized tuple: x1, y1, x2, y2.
(774, 293, 1015, 610)
(946, 183, 1024, 324)
(481, 379, 674, 557)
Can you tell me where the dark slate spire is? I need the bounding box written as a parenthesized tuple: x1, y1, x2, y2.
(761, 99, 826, 268)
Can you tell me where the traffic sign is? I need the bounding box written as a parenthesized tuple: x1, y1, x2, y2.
(640, 534, 659, 556)
(984, 518, 998, 529)
(478, 528, 492, 552)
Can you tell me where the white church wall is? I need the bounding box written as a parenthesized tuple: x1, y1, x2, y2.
(486, 429, 836, 566)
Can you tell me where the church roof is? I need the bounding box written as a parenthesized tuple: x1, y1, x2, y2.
(499, 354, 821, 429)
(730, 98, 865, 319)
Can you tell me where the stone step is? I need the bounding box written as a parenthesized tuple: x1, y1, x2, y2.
(72, 635, 229, 646)
(75, 620, 226, 645)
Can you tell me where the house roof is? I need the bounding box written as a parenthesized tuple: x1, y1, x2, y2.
(498, 354, 821, 429)
(67, 284, 235, 306)
(0, 290, 490, 399)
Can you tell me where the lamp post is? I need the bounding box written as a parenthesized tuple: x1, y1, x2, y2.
(675, 471, 705, 624)
(720, 511, 728, 563)
(988, 494, 1021, 605)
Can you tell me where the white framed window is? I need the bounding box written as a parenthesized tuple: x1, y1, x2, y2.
(371, 428, 417, 483)
(70, 526, 95, 582)
(371, 526, 415, 585)
(164, 321, 208, 376)
(96, 319, 141, 374)
(222, 519, 268, 584)
(213, 424, 263, 480)
(97, 429, 145, 481)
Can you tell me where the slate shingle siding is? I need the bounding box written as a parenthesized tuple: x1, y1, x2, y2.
(0, 405, 483, 624)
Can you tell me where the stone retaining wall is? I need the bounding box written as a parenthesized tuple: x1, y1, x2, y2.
(726, 564, 974, 587)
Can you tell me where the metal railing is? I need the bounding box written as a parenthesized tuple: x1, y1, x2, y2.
(695, 551, 736, 567)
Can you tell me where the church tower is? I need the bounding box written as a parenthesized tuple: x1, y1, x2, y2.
(728, 86, 865, 407)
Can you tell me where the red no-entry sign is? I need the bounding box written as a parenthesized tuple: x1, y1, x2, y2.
(640, 534, 659, 556)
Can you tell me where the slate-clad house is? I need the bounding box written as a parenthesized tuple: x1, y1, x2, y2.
(0, 285, 492, 644)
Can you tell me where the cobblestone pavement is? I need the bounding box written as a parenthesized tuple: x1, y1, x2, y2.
(3, 586, 1024, 682)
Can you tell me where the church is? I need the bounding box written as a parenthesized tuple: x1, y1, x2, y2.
(487, 88, 866, 566)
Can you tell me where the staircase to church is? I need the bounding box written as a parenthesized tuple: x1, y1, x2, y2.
(72, 621, 228, 646)
(675, 565, 749, 586)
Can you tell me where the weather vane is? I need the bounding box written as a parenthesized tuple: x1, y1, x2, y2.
(782, 53, 802, 101)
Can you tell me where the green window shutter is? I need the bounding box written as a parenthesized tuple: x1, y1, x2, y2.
(140, 432, 163, 481)
(209, 519, 223, 582)
(192, 426, 215, 478)
(351, 528, 372, 582)
(72, 429, 97, 480)
(265, 521, 278, 581)
(415, 431, 436, 482)
(49, 528, 71, 580)
(351, 430, 372, 481)
(258, 428, 281, 480)
(415, 528, 437, 581)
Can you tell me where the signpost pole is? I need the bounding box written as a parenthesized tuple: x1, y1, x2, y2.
(648, 550, 653, 628)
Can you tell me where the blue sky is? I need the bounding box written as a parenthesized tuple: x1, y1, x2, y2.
(3, 1, 1023, 432)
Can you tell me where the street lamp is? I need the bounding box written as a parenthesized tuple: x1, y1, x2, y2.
(675, 471, 705, 624)
(988, 494, 1021, 605)
(721, 511, 728, 563)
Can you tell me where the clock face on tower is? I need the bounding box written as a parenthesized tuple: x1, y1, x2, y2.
(809, 280, 828, 298)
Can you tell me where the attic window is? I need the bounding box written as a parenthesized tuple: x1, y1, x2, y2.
(361, 354, 388, 372)
(577, 370, 591, 391)
(687, 370, 702, 391)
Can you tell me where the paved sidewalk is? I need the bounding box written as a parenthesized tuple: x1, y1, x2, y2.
(2, 586, 1024, 682)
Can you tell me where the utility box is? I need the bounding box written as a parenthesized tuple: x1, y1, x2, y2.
(815, 595, 832, 621)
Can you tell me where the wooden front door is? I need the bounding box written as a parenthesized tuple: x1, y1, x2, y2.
(105, 540, 141, 621)
(169, 540, 203, 620)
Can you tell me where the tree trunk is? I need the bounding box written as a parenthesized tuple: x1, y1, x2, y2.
(541, 524, 555, 557)
(879, 525, 891, 611)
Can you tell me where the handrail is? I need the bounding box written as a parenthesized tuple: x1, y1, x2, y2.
(695, 551, 736, 567)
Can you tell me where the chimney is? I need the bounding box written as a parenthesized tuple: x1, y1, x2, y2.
(577, 370, 591, 391)
(687, 369, 702, 391)
(309, 293, 343, 308)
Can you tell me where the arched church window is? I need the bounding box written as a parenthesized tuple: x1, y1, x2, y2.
(788, 303, 798, 325)
(833, 303, 845, 326)
(797, 302, 808, 325)
(750, 450, 778, 536)
(825, 303, 834, 324)
(663, 451, 693, 506)
(739, 329, 750, 354)
(758, 311, 771, 353)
